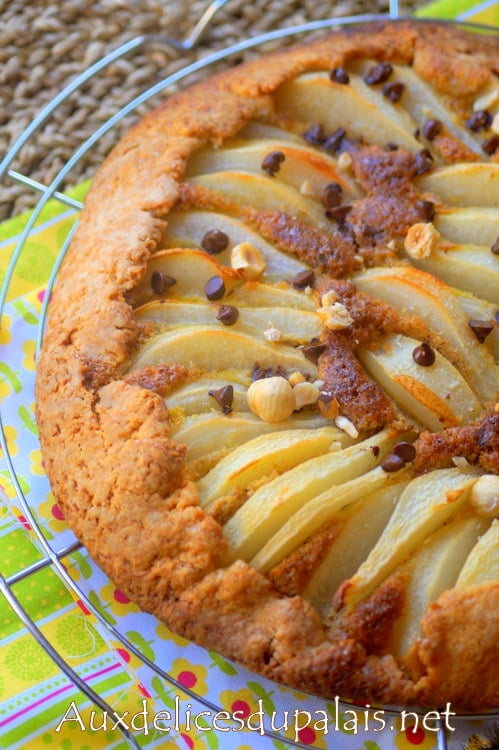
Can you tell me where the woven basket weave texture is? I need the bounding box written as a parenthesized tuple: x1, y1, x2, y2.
(0, 0, 419, 220)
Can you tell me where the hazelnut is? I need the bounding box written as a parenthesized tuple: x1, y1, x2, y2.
(404, 222, 440, 260)
(263, 324, 282, 342)
(231, 242, 266, 280)
(470, 474, 499, 516)
(246, 376, 296, 423)
(288, 371, 306, 387)
(300, 179, 316, 196)
(318, 301, 354, 330)
(335, 415, 359, 438)
(320, 290, 338, 307)
(337, 152, 352, 171)
(451, 456, 469, 468)
(318, 393, 340, 419)
(293, 381, 321, 409)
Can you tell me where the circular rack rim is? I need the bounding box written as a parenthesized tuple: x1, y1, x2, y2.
(1, 8, 498, 750)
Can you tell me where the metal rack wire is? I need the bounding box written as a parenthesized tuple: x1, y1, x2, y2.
(1, 2, 496, 748)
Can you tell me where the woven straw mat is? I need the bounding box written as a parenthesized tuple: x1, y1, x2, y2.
(0, 0, 421, 221)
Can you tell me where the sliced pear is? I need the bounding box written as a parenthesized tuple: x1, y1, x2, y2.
(251, 464, 410, 574)
(130, 248, 242, 305)
(337, 467, 481, 609)
(197, 426, 352, 507)
(390, 64, 486, 155)
(162, 210, 307, 281)
(135, 299, 216, 327)
(186, 141, 361, 200)
(350, 61, 484, 155)
(358, 333, 483, 431)
(416, 163, 499, 208)
(352, 266, 499, 403)
(166, 377, 250, 416)
(455, 290, 498, 362)
(174, 412, 329, 460)
(274, 72, 419, 151)
(434, 207, 499, 247)
(134, 300, 322, 343)
(227, 281, 316, 311)
(407, 244, 499, 304)
(223, 428, 412, 563)
(303, 482, 407, 617)
(455, 520, 499, 589)
(238, 121, 303, 142)
(391, 516, 490, 658)
(192, 172, 327, 227)
(129, 326, 318, 378)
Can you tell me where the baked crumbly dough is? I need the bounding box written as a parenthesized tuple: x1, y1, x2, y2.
(36, 21, 499, 709)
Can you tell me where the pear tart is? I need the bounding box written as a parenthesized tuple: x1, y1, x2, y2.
(36, 21, 499, 709)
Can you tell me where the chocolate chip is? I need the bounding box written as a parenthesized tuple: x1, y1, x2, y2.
(468, 319, 494, 343)
(292, 269, 315, 289)
(325, 204, 351, 224)
(216, 304, 239, 326)
(330, 67, 349, 84)
(414, 148, 433, 175)
(386, 142, 399, 151)
(422, 118, 442, 141)
(393, 441, 417, 463)
(491, 238, 499, 255)
(302, 341, 326, 364)
(303, 124, 326, 146)
(151, 270, 176, 295)
(382, 81, 405, 102)
(364, 62, 392, 85)
(205, 275, 225, 300)
(321, 182, 343, 209)
(262, 150, 285, 176)
(251, 363, 287, 381)
(323, 127, 346, 153)
(381, 453, 406, 472)
(412, 342, 436, 366)
(372, 445, 380, 458)
(417, 199, 436, 222)
(201, 229, 229, 255)
(482, 135, 499, 155)
(466, 110, 492, 132)
(208, 385, 234, 414)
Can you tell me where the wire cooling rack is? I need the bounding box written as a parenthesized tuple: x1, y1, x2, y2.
(1, 2, 497, 748)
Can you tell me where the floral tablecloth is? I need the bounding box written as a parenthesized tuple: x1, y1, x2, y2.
(1, 2, 498, 748)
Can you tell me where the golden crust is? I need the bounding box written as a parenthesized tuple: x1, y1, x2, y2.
(36, 20, 499, 710)
(410, 583, 499, 709)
